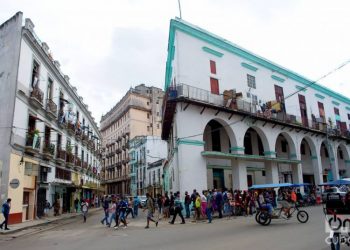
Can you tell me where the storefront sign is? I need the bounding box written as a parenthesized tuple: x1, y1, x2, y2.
(9, 178, 20, 189)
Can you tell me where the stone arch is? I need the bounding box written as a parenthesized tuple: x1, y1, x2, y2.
(336, 143, 350, 178)
(299, 136, 317, 157)
(242, 126, 270, 155)
(273, 131, 297, 158)
(203, 118, 236, 152)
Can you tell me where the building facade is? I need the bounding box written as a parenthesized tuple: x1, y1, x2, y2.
(162, 18, 350, 195)
(100, 84, 164, 195)
(128, 136, 167, 196)
(0, 13, 102, 224)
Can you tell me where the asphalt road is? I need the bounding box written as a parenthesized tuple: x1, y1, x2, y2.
(0, 206, 333, 250)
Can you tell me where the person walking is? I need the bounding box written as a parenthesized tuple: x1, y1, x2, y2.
(81, 199, 89, 223)
(143, 193, 158, 229)
(169, 192, 185, 225)
(184, 191, 191, 218)
(108, 199, 117, 227)
(44, 200, 50, 217)
(53, 197, 60, 216)
(126, 197, 134, 219)
(156, 194, 163, 216)
(163, 193, 170, 218)
(133, 196, 140, 217)
(118, 198, 128, 228)
(206, 191, 213, 223)
(0, 198, 11, 230)
(101, 197, 110, 226)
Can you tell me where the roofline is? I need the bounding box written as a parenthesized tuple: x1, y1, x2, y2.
(165, 18, 350, 105)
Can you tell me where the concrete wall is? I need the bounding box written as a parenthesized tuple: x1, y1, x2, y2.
(173, 29, 350, 128)
(0, 12, 23, 203)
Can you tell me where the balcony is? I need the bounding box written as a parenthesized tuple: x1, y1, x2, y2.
(46, 99, 57, 120)
(29, 87, 44, 109)
(162, 83, 349, 141)
(66, 153, 75, 168)
(75, 129, 82, 141)
(81, 134, 88, 146)
(82, 161, 88, 169)
(56, 149, 66, 165)
(75, 157, 82, 171)
(67, 122, 75, 136)
(42, 142, 55, 160)
(25, 132, 41, 154)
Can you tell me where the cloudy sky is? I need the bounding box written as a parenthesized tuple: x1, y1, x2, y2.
(1, 0, 350, 124)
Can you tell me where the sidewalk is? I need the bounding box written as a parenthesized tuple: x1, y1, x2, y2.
(0, 207, 103, 235)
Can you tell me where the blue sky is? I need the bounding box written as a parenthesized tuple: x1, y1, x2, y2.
(1, 0, 350, 123)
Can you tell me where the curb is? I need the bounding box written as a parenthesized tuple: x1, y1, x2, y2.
(0, 208, 103, 235)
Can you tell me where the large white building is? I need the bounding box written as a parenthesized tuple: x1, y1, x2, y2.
(162, 18, 350, 195)
(0, 13, 101, 224)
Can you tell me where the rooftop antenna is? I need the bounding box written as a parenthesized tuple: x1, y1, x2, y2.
(178, 0, 182, 19)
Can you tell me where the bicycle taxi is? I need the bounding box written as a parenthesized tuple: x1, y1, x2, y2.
(250, 183, 309, 226)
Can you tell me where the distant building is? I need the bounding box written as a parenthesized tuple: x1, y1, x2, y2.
(0, 13, 102, 224)
(100, 84, 164, 195)
(162, 18, 350, 195)
(128, 136, 167, 196)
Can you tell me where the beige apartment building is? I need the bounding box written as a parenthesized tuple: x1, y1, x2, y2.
(100, 84, 164, 195)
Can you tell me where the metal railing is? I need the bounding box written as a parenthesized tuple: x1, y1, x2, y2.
(166, 84, 350, 138)
(46, 99, 57, 115)
(30, 87, 44, 104)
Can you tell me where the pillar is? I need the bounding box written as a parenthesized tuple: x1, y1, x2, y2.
(346, 160, 350, 178)
(311, 156, 324, 185)
(331, 156, 340, 181)
(232, 159, 248, 191)
(265, 161, 279, 184)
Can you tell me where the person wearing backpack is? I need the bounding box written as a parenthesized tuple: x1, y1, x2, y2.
(0, 198, 11, 230)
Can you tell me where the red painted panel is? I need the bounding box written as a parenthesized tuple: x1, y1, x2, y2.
(8, 212, 22, 224)
(210, 78, 219, 95)
(210, 60, 216, 74)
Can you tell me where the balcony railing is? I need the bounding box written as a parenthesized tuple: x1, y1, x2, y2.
(66, 153, 75, 165)
(165, 83, 350, 139)
(82, 161, 88, 169)
(75, 157, 82, 168)
(56, 148, 66, 162)
(25, 133, 41, 152)
(43, 142, 55, 156)
(30, 87, 44, 107)
(46, 99, 57, 117)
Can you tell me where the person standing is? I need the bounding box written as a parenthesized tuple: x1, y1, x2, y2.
(156, 194, 163, 216)
(118, 198, 128, 228)
(216, 190, 223, 218)
(133, 196, 140, 217)
(206, 191, 213, 223)
(74, 198, 79, 213)
(0, 198, 11, 230)
(163, 193, 170, 218)
(108, 200, 117, 227)
(81, 199, 89, 223)
(44, 200, 50, 217)
(195, 193, 201, 221)
(53, 197, 60, 216)
(169, 192, 185, 225)
(184, 191, 191, 218)
(144, 193, 158, 229)
(126, 197, 134, 219)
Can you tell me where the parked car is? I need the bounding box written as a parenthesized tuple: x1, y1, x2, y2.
(322, 187, 347, 202)
(139, 195, 147, 207)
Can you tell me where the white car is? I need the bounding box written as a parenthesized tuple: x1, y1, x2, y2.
(322, 187, 347, 202)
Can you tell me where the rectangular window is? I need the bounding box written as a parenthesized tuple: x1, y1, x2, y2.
(47, 78, 53, 100)
(210, 60, 216, 74)
(210, 77, 219, 95)
(318, 102, 325, 120)
(247, 74, 256, 89)
(31, 60, 40, 88)
(251, 94, 258, 105)
(334, 107, 340, 116)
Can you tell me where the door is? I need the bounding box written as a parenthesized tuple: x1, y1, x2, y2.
(210, 77, 219, 95)
(213, 169, 225, 189)
(298, 94, 309, 127)
(274, 85, 285, 111)
(62, 193, 68, 213)
(23, 192, 30, 220)
(318, 102, 325, 122)
(37, 188, 46, 217)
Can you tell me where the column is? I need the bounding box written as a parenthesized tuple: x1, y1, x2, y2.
(331, 156, 340, 181)
(177, 139, 207, 195)
(292, 163, 305, 194)
(346, 160, 350, 178)
(311, 156, 323, 185)
(265, 161, 279, 184)
(232, 159, 248, 191)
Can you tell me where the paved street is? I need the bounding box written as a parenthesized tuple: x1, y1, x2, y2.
(0, 206, 331, 250)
